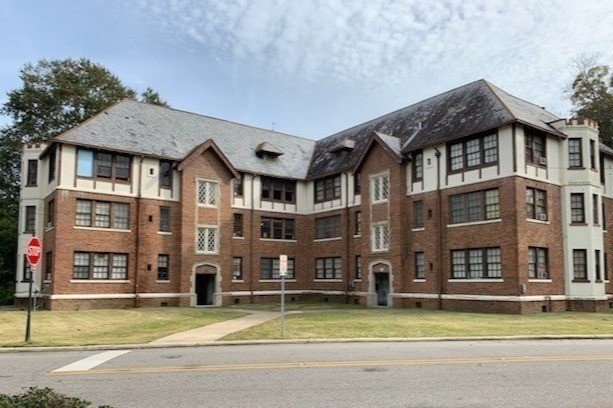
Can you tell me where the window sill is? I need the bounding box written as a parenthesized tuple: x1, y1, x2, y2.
(353, 279, 362, 282)
(43, 280, 51, 283)
(313, 279, 343, 282)
(74, 226, 131, 233)
(259, 279, 297, 283)
(371, 200, 389, 205)
(233, 236, 245, 240)
(569, 223, 588, 226)
(195, 251, 219, 255)
(25, 184, 38, 188)
(568, 166, 585, 170)
(155, 280, 171, 283)
(232, 279, 244, 283)
(527, 219, 549, 225)
(70, 280, 130, 283)
(260, 238, 297, 243)
(197, 204, 218, 209)
(353, 234, 362, 238)
(413, 279, 426, 282)
(372, 249, 390, 253)
(448, 219, 501, 228)
(45, 226, 54, 232)
(412, 227, 425, 232)
(572, 279, 590, 283)
(157, 231, 172, 235)
(448, 279, 504, 283)
(314, 237, 342, 243)
(528, 279, 552, 283)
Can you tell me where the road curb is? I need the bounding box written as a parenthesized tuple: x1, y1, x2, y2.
(3, 334, 613, 353)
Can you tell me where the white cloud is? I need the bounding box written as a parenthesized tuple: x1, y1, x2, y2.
(139, 0, 613, 114)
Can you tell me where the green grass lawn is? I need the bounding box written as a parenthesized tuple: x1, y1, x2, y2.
(1, 307, 245, 347)
(223, 307, 613, 341)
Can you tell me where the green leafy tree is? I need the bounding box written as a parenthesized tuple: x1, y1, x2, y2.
(569, 55, 613, 146)
(0, 58, 167, 302)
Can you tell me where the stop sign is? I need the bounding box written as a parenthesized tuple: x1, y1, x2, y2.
(26, 237, 42, 270)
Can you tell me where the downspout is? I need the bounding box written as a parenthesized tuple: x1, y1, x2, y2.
(250, 174, 255, 303)
(134, 156, 144, 308)
(435, 148, 443, 310)
(345, 173, 351, 303)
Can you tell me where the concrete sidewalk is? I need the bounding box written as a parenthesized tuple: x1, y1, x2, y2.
(149, 310, 279, 345)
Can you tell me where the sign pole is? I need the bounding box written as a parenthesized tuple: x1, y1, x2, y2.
(279, 254, 288, 338)
(24, 265, 34, 342)
(24, 235, 42, 343)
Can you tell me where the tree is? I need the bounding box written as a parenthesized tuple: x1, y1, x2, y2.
(569, 55, 613, 146)
(0, 58, 168, 302)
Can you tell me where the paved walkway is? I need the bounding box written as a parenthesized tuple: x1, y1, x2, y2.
(149, 310, 279, 345)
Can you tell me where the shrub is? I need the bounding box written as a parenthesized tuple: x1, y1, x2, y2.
(0, 387, 114, 408)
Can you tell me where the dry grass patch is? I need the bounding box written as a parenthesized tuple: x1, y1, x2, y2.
(224, 308, 613, 340)
(1, 307, 245, 347)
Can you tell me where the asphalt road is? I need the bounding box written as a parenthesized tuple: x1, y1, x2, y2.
(1, 340, 613, 407)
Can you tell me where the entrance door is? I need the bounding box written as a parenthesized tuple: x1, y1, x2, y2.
(196, 274, 215, 306)
(374, 273, 389, 306)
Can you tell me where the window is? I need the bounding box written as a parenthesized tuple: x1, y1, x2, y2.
(316, 257, 342, 279)
(315, 215, 341, 239)
(261, 217, 295, 240)
(603, 202, 607, 230)
(568, 138, 583, 167)
(26, 160, 38, 186)
(72, 252, 128, 280)
(355, 211, 362, 235)
(157, 255, 169, 280)
(22, 255, 31, 282)
(48, 147, 56, 182)
(77, 149, 94, 177)
(526, 188, 547, 221)
(451, 248, 502, 279)
(371, 223, 389, 252)
(448, 133, 498, 172)
(412, 151, 423, 182)
(233, 176, 243, 197)
(570, 193, 585, 223)
(260, 257, 295, 280)
(371, 174, 389, 203)
(45, 252, 53, 281)
(159, 207, 171, 232)
(449, 189, 499, 224)
(75, 200, 130, 230)
(355, 255, 362, 280)
(24, 206, 36, 233)
(233, 214, 243, 237)
(197, 180, 218, 206)
(94, 152, 131, 181)
(196, 227, 218, 253)
(605, 253, 609, 281)
(590, 140, 596, 170)
(528, 247, 548, 279)
(595, 250, 602, 281)
(354, 173, 361, 195)
(573, 249, 588, 281)
(415, 252, 425, 279)
(232, 257, 243, 280)
(159, 160, 172, 188)
(261, 177, 295, 203)
(47, 200, 54, 227)
(315, 175, 341, 202)
(593, 194, 600, 225)
(525, 131, 547, 165)
(413, 201, 424, 228)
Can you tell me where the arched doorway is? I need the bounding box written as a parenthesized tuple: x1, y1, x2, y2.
(193, 263, 220, 306)
(368, 261, 392, 307)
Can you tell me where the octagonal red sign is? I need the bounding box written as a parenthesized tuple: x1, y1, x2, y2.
(26, 237, 42, 269)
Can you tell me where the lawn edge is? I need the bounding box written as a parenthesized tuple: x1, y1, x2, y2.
(3, 334, 613, 353)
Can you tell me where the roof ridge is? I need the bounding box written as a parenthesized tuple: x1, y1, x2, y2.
(482, 80, 516, 120)
(318, 78, 486, 142)
(484, 80, 556, 118)
(126, 99, 316, 144)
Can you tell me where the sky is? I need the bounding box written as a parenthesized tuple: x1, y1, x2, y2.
(1, 0, 612, 139)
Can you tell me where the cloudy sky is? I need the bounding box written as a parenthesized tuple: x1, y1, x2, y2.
(1, 0, 612, 138)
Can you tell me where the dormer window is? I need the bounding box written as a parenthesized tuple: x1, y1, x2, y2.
(256, 142, 283, 160)
(330, 138, 355, 153)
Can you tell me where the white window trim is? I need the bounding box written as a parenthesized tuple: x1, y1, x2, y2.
(447, 219, 502, 228)
(448, 279, 504, 283)
(370, 171, 390, 204)
(195, 225, 219, 254)
(196, 178, 219, 208)
(371, 221, 390, 252)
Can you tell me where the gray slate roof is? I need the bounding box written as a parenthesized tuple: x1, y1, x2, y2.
(306, 79, 564, 179)
(55, 100, 316, 180)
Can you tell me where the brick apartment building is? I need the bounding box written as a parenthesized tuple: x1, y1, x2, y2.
(15, 79, 613, 313)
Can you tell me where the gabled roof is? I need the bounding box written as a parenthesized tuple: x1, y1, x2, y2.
(177, 139, 239, 178)
(307, 79, 563, 179)
(352, 131, 403, 174)
(53, 99, 316, 180)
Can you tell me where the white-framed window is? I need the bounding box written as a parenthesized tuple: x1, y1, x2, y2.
(371, 173, 389, 203)
(371, 222, 390, 252)
(197, 179, 218, 206)
(196, 226, 218, 253)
